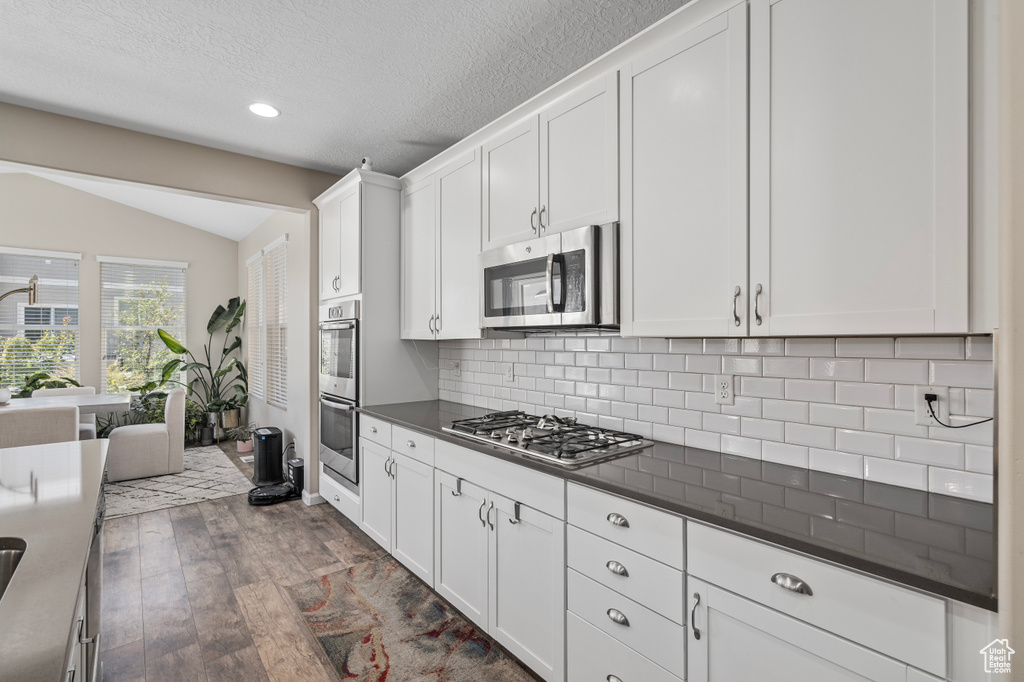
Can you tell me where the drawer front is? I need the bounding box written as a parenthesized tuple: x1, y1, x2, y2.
(567, 569, 686, 678)
(392, 425, 434, 465)
(567, 612, 682, 682)
(567, 483, 684, 566)
(360, 414, 391, 448)
(687, 522, 946, 677)
(567, 525, 684, 624)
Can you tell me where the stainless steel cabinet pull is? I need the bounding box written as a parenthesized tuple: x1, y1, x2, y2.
(406, 440, 415, 448)
(487, 500, 495, 529)
(545, 253, 556, 313)
(691, 592, 701, 640)
(539, 205, 547, 231)
(451, 477, 463, 496)
(384, 456, 390, 476)
(771, 572, 812, 595)
(478, 499, 487, 527)
(606, 560, 629, 576)
(754, 283, 763, 326)
(428, 315, 435, 334)
(606, 608, 629, 626)
(508, 501, 521, 524)
(435, 315, 441, 333)
(530, 208, 538, 232)
(607, 676, 623, 682)
(606, 512, 629, 528)
(732, 285, 741, 327)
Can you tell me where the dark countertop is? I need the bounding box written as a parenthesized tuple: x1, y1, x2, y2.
(359, 400, 996, 611)
(0, 439, 108, 681)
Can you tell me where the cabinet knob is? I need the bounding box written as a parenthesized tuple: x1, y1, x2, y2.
(771, 572, 813, 596)
(370, 426, 377, 433)
(607, 676, 623, 682)
(606, 608, 630, 627)
(606, 512, 630, 528)
(334, 495, 340, 502)
(606, 560, 629, 577)
(406, 440, 415, 448)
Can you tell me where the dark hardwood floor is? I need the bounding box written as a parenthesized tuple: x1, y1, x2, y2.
(100, 443, 387, 681)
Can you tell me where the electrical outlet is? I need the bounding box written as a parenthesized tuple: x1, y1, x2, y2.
(504, 364, 515, 382)
(714, 375, 734, 405)
(914, 385, 949, 426)
(446, 360, 461, 378)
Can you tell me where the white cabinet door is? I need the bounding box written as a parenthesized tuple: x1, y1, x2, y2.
(391, 451, 434, 586)
(359, 439, 392, 551)
(488, 494, 565, 682)
(436, 149, 483, 339)
(434, 470, 490, 630)
(749, 0, 968, 336)
(335, 185, 362, 297)
(401, 176, 436, 339)
(540, 72, 618, 235)
(319, 198, 342, 301)
(621, 3, 749, 338)
(482, 118, 540, 249)
(688, 577, 907, 682)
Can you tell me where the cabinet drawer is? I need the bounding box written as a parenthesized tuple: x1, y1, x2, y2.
(359, 414, 391, 448)
(392, 425, 434, 465)
(567, 525, 684, 624)
(567, 612, 681, 682)
(687, 522, 946, 677)
(567, 483, 684, 566)
(567, 569, 686, 679)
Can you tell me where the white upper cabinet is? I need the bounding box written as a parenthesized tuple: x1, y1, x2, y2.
(483, 74, 618, 249)
(621, 2, 748, 338)
(401, 149, 483, 340)
(318, 183, 361, 301)
(748, 0, 969, 336)
(319, 197, 342, 301)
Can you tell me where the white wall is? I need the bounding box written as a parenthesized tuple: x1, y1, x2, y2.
(0, 172, 238, 389)
(237, 210, 312, 488)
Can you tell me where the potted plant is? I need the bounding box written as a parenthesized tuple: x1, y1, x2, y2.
(227, 423, 257, 453)
(157, 297, 247, 438)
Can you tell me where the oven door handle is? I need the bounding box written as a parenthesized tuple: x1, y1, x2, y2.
(320, 395, 354, 411)
(545, 253, 556, 314)
(320, 321, 356, 331)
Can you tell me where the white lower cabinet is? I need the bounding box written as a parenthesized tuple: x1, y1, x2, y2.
(687, 576, 907, 682)
(358, 438, 434, 585)
(434, 468, 565, 682)
(567, 612, 681, 682)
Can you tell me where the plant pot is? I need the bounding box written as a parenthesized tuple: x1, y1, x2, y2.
(236, 438, 254, 453)
(200, 426, 215, 446)
(221, 408, 241, 430)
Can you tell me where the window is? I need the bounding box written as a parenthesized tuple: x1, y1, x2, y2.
(246, 236, 287, 408)
(99, 257, 187, 394)
(0, 248, 81, 390)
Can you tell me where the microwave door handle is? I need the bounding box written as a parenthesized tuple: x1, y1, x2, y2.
(546, 253, 556, 313)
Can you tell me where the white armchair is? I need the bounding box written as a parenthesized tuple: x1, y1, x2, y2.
(106, 388, 186, 482)
(31, 386, 97, 440)
(0, 406, 80, 448)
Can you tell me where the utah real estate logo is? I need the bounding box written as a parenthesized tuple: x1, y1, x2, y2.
(980, 639, 1015, 674)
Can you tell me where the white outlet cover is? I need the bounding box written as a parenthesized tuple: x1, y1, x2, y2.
(502, 363, 514, 382)
(449, 360, 461, 378)
(914, 385, 949, 427)
(714, 374, 734, 405)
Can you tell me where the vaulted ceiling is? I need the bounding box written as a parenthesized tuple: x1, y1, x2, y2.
(0, 0, 687, 177)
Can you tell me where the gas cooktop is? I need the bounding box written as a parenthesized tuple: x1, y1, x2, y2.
(442, 410, 653, 468)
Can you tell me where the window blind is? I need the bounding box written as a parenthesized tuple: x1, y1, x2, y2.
(247, 257, 265, 401)
(100, 260, 186, 393)
(265, 242, 288, 409)
(0, 250, 80, 390)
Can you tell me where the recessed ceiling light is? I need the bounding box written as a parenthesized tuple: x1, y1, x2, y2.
(249, 103, 280, 118)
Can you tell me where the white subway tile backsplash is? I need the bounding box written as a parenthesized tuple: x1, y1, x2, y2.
(809, 404, 864, 430)
(895, 436, 964, 469)
(836, 382, 895, 409)
(810, 358, 864, 382)
(864, 459, 928, 490)
(785, 379, 835, 404)
(930, 361, 994, 389)
(895, 337, 965, 360)
(740, 376, 786, 399)
(836, 337, 895, 358)
(441, 334, 993, 502)
(763, 399, 809, 423)
(865, 359, 929, 384)
(928, 468, 993, 503)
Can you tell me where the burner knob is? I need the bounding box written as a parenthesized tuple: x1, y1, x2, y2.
(490, 430, 503, 439)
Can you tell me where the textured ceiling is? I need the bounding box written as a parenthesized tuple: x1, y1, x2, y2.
(0, 0, 688, 177)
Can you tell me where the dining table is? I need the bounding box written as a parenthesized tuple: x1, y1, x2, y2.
(0, 393, 133, 415)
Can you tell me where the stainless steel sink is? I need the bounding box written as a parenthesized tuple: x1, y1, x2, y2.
(0, 538, 26, 602)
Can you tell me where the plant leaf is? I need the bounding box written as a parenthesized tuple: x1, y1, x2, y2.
(158, 329, 187, 354)
(207, 297, 240, 334)
(222, 336, 241, 355)
(214, 357, 236, 379)
(225, 299, 246, 333)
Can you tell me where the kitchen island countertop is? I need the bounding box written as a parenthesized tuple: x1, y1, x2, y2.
(359, 400, 995, 611)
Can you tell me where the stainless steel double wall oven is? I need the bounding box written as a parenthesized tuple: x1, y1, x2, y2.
(319, 301, 359, 489)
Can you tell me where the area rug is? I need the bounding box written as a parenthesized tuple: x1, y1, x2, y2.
(103, 445, 253, 518)
(287, 556, 536, 682)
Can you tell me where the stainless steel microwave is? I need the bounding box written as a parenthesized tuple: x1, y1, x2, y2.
(480, 223, 619, 330)
(319, 300, 358, 400)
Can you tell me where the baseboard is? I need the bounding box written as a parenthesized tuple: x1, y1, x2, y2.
(302, 490, 325, 506)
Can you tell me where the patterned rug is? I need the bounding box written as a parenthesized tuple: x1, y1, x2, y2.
(287, 556, 536, 682)
(104, 445, 253, 518)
